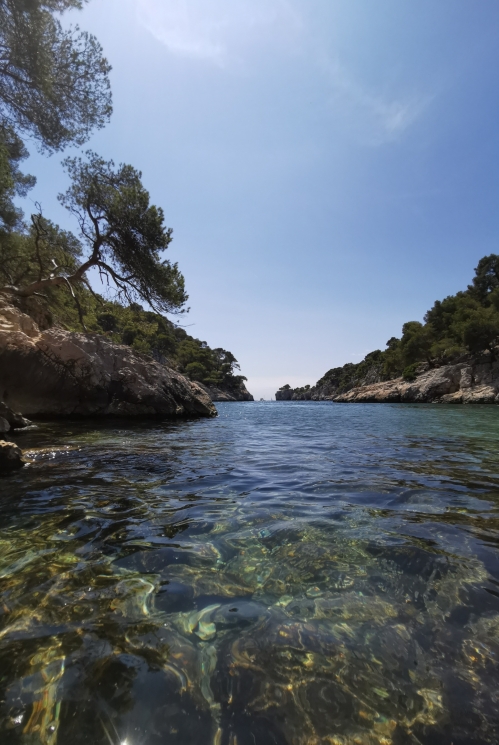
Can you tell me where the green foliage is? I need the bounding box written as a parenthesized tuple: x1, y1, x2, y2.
(26, 285, 245, 389)
(55, 152, 187, 315)
(402, 364, 419, 382)
(1, 152, 187, 325)
(0, 0, 111, 152)
(286, 254, 499, 398)
(0, 1, 247, 392)
(460, 307, 499, 355)
(0, 126, 36, 234)
(468, 255, 499, 302)
(0, 216, 81, 286)
(399, 321, 434, 365)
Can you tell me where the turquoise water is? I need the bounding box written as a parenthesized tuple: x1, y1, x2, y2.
(1, 402, 499, 745)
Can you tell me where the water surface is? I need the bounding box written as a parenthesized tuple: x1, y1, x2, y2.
(1, 402, 499, 745)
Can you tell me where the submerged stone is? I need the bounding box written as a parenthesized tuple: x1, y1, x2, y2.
(196, 621, 216, 641)
(0, 441, 24, 472)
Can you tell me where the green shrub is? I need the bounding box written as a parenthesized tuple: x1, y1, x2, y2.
(402, 364, 419, 382)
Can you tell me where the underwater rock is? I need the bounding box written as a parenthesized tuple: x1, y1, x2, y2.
(0, 296, 216, 419)
(0, 441, 25, 472)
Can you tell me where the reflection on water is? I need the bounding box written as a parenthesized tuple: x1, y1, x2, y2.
(0, 402, 499, 744)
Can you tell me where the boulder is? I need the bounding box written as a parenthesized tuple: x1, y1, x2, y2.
(0, 401, 30, 429)
(0, 441, 24, 472)
(0, 417, 10, 434)
(0, 297, 216, 419)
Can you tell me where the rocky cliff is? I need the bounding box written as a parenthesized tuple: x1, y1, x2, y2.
(198, 382, 254, 402)
(0, 296, 216, 418)
(276, 354, 499, 404)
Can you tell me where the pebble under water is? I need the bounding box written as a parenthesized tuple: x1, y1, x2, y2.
(1, 401, 499, 745)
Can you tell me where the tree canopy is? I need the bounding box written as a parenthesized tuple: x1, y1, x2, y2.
(468, 255, 499, 301)
(2, 152, 188, 321)
(0, 124, 35, 233)
(0, 2, 250, 391)
(0, 0, 112, 152)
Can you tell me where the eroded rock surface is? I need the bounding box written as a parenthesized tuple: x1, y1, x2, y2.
(199, 382, 254, 403)
(0, 296, 217, 419)
(334, 360, 499, 404)
(277, 357, 499, 404)
(0, 441, 25, 472)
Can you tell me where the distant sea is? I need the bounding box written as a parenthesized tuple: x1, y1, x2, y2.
(1, 402, 499, 745)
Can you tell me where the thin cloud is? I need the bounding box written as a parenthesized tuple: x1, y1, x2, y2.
(136, 1, 432, 141)
(136, 0, 302, 64)
(322, 56, 433, 144)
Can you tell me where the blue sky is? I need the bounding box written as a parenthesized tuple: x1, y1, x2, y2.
(21, 0, 499, 398)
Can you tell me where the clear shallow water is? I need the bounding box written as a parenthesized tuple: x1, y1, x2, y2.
(1, 402, 499, 745)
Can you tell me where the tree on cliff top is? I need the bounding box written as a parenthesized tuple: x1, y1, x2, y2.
(468, 254, 499, 302)
(0, 0, 112, 152)
(1, 152, 188, 324)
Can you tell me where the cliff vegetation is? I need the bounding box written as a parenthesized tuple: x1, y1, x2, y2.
(0, 0, 249, 402)
(278, 255, 499, 400)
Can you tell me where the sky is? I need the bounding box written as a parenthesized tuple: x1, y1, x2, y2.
(20, 0, 499, 399)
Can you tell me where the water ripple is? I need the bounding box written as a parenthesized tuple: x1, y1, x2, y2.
(0, 402, 498, 744)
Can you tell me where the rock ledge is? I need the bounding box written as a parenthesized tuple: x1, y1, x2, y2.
(276, 357, 499, 404)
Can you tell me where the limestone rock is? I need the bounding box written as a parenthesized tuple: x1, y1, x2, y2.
(335, 381, 403, 403)
(0, 441, 24, 472)
(0, 297, 216, 419)
(462, 385, 497, 404)
(199, 382, 254, 402)
(276, 353, 499, 405)
(333, 361, 499, 404)
(0, 417, 10, 434)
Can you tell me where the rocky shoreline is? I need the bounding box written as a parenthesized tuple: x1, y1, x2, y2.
(0, 295, 217, 420)
(276, 356, 499, 404)
(0, 295, 222, 474)
(198, 382, 254, 402)
(0, 399, 31, 472)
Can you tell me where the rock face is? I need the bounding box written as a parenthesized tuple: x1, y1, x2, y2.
(334, 361, 499, 404)
(0, 441, 25, 472)
(199, 382, 254, 403)
(275, 388, 294, 401)
(276, 356, 499, 405)
(0, 296, 217, 419)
